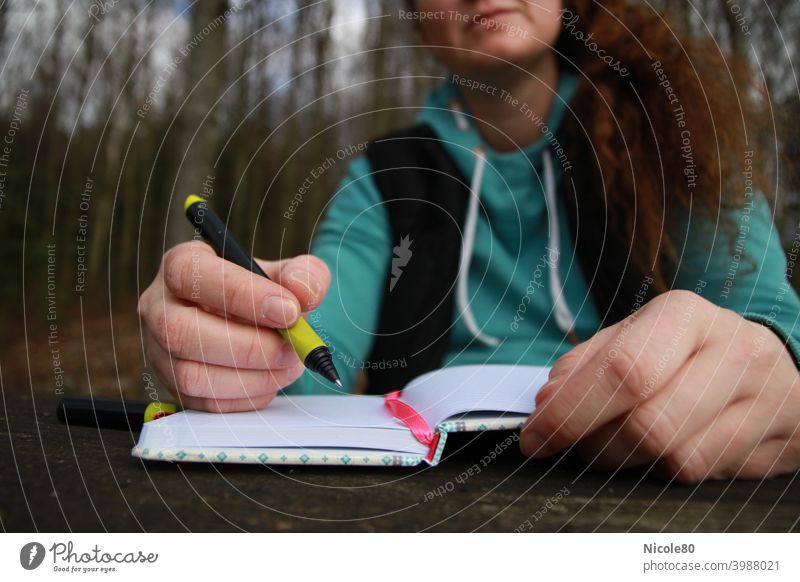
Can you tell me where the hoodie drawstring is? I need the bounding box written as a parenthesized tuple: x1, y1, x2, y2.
(542, 148, 577, 340)
(449, 107, 577, 346)
(456, 147, 502, 347)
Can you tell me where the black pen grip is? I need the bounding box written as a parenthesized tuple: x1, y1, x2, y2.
(185, 200, 270, 279)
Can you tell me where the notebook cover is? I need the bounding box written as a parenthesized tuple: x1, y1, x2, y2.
(131, 446, 426, 466)
(131, 413, 528, 467)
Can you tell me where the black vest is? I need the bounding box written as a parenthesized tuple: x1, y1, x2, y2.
(363, 123, 657, 393)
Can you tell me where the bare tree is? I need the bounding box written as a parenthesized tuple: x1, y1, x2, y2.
(166, 0, 229, 250)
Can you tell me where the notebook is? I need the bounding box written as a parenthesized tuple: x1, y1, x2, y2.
(131, 364, 550, 467)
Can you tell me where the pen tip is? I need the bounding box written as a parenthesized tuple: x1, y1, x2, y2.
(334, 379, 343, 388)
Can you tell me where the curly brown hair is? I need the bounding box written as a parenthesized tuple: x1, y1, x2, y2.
(401, 0, 767, 308)
(555, 0, 767, 293)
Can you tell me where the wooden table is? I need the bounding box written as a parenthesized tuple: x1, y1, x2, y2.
(2, 390, 798, 532)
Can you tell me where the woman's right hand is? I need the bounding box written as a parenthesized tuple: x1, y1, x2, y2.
(138, 241, 331, 412)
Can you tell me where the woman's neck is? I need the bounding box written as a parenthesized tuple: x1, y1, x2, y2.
(455, 53, 559, 152)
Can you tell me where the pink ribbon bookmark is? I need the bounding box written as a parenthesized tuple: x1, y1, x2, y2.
(384, 391, 440, 462)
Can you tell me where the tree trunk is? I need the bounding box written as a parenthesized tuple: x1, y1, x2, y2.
(165, 0, 229, 250)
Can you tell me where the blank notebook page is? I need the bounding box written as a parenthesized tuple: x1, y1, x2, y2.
(137, 394, 429, 456)
(400, 365, 550, 430)
(136, 365, 550, 456)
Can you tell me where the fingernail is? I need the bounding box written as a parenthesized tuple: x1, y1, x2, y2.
(288, 270, 321, 299)
(278, 342, 299, 366)
(262, 296, 298, 325)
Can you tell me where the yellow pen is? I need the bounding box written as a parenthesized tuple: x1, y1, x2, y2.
(183, 194, 342, 388)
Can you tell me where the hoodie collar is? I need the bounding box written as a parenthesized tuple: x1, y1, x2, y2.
(416, 68, 579, 172)
(416, 69, 581, 346)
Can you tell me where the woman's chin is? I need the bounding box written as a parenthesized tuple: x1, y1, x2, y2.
(453, 41, 552, 75)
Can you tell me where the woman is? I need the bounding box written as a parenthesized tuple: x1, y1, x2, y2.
(137, 0, 800, 482)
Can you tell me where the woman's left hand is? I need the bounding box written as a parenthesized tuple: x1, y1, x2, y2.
(520, 290, 800, 482)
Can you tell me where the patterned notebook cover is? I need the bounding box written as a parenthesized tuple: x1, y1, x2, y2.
(131, 413, 529, 467)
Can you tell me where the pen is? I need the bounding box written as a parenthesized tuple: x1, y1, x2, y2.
(183, 194, 343, 388)
(57, 397, 177, 431)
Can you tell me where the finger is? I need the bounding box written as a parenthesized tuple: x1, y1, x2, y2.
(662, 409, 800, 482)
(147, 337, 305, 400)
(145, 333, 182, 401)
(654, 398, 768, 483)
(736, 436, 800, 480)
(175, 393, 277, 413)
(146, 295, 299, 369)
(575, 343, 749, 469)
(150, 352, 280, 412)
(521, 291, 711, 458)
(537, 321, 627, 406)
(574, 417, 653, 470)
(255, 254, 331, 313)
(161, 241, 301, 328)
(189, 254, 331, 322)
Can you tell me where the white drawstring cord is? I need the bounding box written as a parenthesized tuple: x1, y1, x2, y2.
(456, 147, 503, 347)
(542, 148, 576, 337)
(449, 99, 470, 131)
(448, 102, 575, 345)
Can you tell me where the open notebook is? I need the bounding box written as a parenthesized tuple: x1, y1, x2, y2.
(132, 364, 549, 467)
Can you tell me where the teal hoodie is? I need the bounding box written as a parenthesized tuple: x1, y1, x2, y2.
(284, 71, 800, 395)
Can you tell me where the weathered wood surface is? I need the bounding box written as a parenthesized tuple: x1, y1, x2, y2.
(2, 390, 798, 532)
